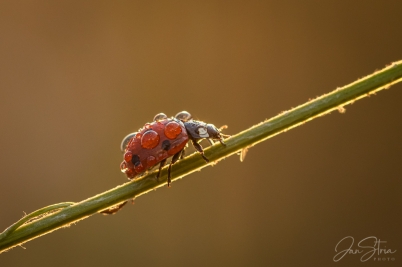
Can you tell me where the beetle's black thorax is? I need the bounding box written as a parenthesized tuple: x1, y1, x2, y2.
(184, 120, 208, 140)
(184, 120, 221, 141)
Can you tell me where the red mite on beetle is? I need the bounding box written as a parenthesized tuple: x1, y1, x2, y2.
(101, 111, 229, 214)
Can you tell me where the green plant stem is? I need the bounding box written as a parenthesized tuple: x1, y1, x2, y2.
(0, 203, 75, 239)
(1, 61, 402, 253)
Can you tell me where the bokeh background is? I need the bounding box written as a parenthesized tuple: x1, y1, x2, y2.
(1, 1, 401, 266)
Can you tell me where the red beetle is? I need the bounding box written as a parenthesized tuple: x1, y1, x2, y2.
(101, 111, 229, 214)
(120, 111, 229, 186)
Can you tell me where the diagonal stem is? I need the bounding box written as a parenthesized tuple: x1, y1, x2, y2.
(1, 60, 402, 253)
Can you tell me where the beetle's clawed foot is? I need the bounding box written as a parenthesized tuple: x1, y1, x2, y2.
(201, 153, 210, 163)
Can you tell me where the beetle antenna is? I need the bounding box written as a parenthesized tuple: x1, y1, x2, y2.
(219, 125, 228, 131)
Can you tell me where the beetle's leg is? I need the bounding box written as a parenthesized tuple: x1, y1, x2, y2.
(207, 138, 215, 146)
(217, 125, 230, 146)
(191, 140, 209, 163)
(180, 147, 186, 159)
(156, 158, 167, 181)
(100, 201, 128, 215)
(219, 136, 227, 146)
(167, 149, 183, 187)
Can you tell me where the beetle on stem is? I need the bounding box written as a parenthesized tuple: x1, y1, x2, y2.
(101, 111, 229, 214)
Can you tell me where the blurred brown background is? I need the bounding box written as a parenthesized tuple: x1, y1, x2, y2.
(1, 1, 401, 266)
